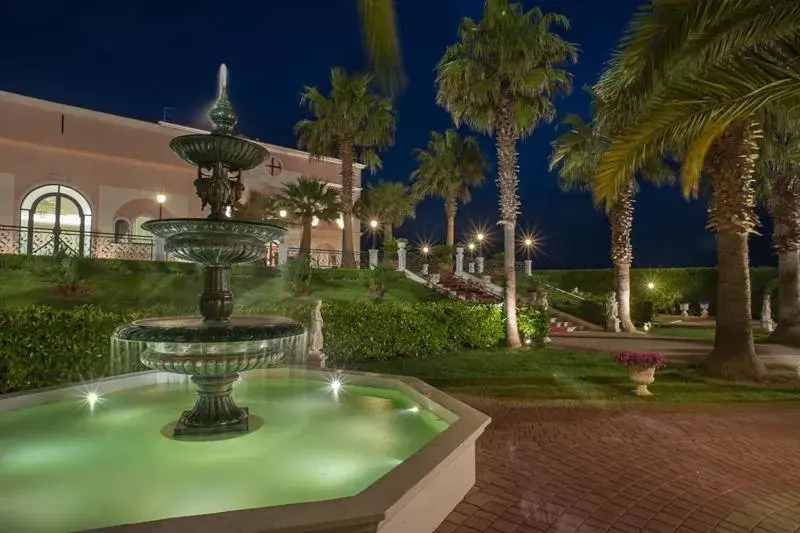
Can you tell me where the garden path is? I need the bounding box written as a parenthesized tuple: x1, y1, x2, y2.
(438, 398, 800, 533)
(549, 331, 800, 375)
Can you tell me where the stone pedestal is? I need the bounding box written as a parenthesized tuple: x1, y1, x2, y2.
(477, 256, 485, 274)
(680, 303, 690, 317)
(422, 263, 429, 276)
(524, 259, 532, 276)
(468, 262, 476, 274)
(369, 249, 379, 270)
(700, 303, 709, 319)
(154, 237, 166, 261)
(455, 247, 465, 275)
(397, 241, 407, 271)
(278, 239, 288, 266)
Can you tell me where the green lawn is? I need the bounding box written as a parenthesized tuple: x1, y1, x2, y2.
(351, 348, 800, 403)
(0, 269, 438, 311)
(651, 325, 770, 342)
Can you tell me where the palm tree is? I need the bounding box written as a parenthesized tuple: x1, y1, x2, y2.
(411, 129, 487, 246)
(593, 0, 800, 379)
(275, 177, 341, 257)
(436, 0, 577, 348)
(757, 111, 800, 346)
(550, 113, 672, 333)
(358, 180, 417, 242)
(295, 68, 396, 267)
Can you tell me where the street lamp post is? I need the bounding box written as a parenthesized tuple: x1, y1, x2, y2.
(156, 194, 166, 219)
(369, 219, 378, 249)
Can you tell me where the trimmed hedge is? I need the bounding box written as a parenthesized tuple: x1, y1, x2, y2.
(0, 300, 546, 394)
(526, 266, 778, 318)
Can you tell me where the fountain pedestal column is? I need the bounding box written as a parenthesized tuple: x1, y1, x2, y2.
(200, 266, 234, 321)
(176, 375, 249, 436)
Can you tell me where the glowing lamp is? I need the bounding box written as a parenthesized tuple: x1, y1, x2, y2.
(279, 209, 288, 218)
(312, 216, 320, 227)
(647, 282, 655, 290)
(156, 194, 166, 204)
(369, 219, 378, 229)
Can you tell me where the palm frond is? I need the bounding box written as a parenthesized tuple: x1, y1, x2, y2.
(357, 0, 405, 94)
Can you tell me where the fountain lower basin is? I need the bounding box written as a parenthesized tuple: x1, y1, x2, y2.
(0, 368, 489, 533)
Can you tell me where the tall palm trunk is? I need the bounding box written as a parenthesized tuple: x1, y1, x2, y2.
(703, 119, 765, 380)
(609, 180, 636, 333)
(383, 225, 393, 243)
(340, 141, 356, 268)
(445, 195, 457, 247)
(767, 172, 800, 346)
(299, 216, 313, 258)
(496, 99, 522, 348)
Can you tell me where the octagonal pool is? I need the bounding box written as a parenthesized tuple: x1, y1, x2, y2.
(0, 368, 488, 533)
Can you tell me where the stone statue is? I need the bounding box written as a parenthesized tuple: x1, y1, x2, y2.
(679, 303, 690, 317)
(309, 300, 325, 368)
(605, 291, 621, 333)
(699, 302, 710, 319)
(534, 288, 548, 312)
(761, 294, 775, 332)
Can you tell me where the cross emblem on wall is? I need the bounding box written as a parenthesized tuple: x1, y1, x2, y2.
(266, 157, 283, 177)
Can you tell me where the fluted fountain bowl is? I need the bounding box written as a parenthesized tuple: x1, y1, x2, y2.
(169, 134, 268, 171)
(113, 316, 307, 437)
(142, 218, 285, 266)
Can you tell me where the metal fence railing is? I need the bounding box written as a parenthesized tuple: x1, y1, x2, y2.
(0, 224, 158, 261)
(287, 247, 373, 269)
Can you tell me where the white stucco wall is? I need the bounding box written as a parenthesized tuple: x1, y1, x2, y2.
(97, 185, 190, 233)
(0, 174, 15, 225)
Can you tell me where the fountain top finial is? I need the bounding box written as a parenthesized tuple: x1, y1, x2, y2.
(208, 63, 237, 136)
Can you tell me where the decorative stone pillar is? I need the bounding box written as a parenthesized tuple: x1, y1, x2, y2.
(277, 238, 288, 266)
(455, 247, 465, 275)
(524, 259, 533, 276)
(154, 237, 166, 262)
(468, 261, 476, 274)
(605, 291, 621, 333)
(397, 240, 407, 271)
(477, 256, 485, 274)
(699, 302, 709, 319)
(369, 249, 379, 270)
(421, 263, 429, 275)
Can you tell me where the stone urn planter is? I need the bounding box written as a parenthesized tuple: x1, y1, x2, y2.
(615, 351, 667, 397)
(628, 366, 656, 396)
(429, 273, 441, 285)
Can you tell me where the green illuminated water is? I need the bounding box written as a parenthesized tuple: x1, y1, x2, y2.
(0, 375, 449, 532)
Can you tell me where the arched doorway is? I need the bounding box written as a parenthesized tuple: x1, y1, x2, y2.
(20, 184, 93, 256)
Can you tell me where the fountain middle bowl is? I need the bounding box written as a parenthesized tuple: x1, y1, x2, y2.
(142, 218, 286, 266)
(114, 316, 308, 376)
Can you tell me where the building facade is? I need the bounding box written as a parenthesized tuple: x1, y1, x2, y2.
(0, 90, 361, 264)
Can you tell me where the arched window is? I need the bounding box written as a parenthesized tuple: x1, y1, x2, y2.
(20, 184, 92, 256)
(114, 219, 130, 243)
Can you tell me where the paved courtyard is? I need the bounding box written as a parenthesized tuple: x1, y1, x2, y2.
(438, 397, 800, 533)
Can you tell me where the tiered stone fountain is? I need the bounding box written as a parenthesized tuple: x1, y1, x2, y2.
(113, 65, 304, 437)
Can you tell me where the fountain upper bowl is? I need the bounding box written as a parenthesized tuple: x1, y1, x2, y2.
(142, 218, 286, 266)
(169, 134, 268, 171)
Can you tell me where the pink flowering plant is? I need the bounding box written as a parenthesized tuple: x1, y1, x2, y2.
(614, 351, 667, 369)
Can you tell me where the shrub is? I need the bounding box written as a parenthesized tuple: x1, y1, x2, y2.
(366, 262, 394, 299)
(517, 305, 549, 347)
(322, 300, 505, 363)
(283, 256, 313, 296)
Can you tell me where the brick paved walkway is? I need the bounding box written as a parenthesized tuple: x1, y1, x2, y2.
(439, 398, 800, 533)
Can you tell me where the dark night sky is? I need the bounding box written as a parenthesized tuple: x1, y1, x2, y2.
(0, 0, 776, 269)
